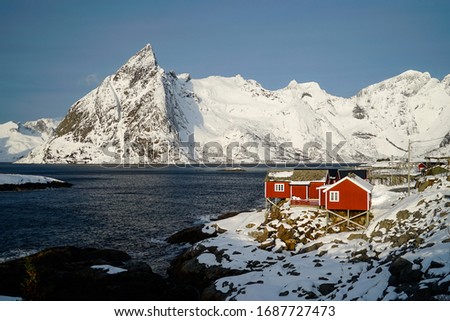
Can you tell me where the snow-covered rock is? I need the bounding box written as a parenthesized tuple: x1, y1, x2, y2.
(17, 44, 450, 164)
(0, 174, 64, 185)
(0, 174, 71, 191)
(0, 118, 60, 162)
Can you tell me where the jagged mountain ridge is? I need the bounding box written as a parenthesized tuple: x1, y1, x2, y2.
(19, 44, 450, 164)
(0, 118, 60, 163)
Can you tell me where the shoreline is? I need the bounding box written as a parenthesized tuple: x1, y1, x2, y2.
(0, 181, 72, 192)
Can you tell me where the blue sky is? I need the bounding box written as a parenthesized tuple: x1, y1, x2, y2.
(1, 0, 449, 122)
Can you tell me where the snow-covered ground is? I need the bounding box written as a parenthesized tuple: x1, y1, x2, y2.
(0, 174, 64, 186)
(196, 178, 450, 300)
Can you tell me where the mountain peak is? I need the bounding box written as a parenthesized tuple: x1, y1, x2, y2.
(128, 43, 158, 68)
(117, 44, 158, 72)
(112, 43, 160, 85)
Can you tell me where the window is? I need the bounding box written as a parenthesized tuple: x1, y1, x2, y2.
(330, 191, 339, 202)
(274, 183, 285, 192)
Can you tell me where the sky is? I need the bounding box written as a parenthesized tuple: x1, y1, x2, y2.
(1, 0, 449, 123)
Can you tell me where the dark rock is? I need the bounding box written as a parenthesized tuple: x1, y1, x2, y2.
(318, 283, 336, 296)
(305, 292, 318, 299)
(421, 243, 434, 249)
(0, 181, 72, 192)
(166, 225, 217, 244)
(389, 257, 413, 276)
(388, 257, 423, 287)
(428, 261, 445, 269)
(0, 246, 196, 301)
(201, 284, 229, 301)
(211, 211, 241, 221)
(409, 287, 433, 301)
(168, 245, 247, 299)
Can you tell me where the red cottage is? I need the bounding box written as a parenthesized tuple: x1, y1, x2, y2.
(265, 170, 327, 206)
(318, 175, 373, 211)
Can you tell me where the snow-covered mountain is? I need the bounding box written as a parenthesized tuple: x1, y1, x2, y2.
(18, 44, 450, 164)
(0, 118, 60, 163)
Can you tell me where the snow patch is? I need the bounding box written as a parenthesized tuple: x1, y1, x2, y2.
(0, 174, 64, 185)
(91, 265, 127, 275)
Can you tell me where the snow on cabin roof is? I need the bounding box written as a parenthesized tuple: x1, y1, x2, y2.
(266, 169, 327, 182)
(322, 175, 373, 193)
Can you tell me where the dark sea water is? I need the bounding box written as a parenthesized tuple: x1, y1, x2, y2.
(0, 164, 267, 274)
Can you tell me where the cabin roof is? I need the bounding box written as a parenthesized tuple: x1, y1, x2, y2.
(266, 169, 327, 182)
(322, 175, 373, 193)
(338, 169, 368, 179)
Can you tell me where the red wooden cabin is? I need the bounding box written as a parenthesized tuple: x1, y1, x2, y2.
(318, 175, 373, 211)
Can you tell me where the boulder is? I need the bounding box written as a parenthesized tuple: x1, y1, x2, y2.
(318, 283, 336, 296)
(166, 225, 217, 244)
(388, 257, 423, 286)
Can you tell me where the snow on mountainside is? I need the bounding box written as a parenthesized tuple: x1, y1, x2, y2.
(0, 118, 60, 162)
(18, 44, 450, 164)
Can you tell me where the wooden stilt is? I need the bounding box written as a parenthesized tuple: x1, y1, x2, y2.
(324, 209, 368, 232)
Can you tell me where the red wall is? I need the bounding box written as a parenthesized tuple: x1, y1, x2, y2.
(309, 181, 324, 199)
(325, 179, 369, 211)
(319, 189, 324, 207)
(265, 181, 291, 199)
(291, 185, 308, 199)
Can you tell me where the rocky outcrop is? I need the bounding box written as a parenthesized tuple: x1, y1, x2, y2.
(166, 225, 217, 244)
(0, 246, 196, 300)
(167, 244, 248, 300)
(387, 256, 450, 300)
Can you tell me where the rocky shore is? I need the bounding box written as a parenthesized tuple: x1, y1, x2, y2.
(0, 246, 200, 300)
(0, 211, 247, 301)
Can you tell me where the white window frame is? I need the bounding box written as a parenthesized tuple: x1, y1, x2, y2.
(274, 183, 285, 192)
(329, 191, 339, 202)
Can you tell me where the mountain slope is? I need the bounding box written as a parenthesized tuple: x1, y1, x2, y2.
(0, 119, 59, 163)
(18, 44, 450, 164)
